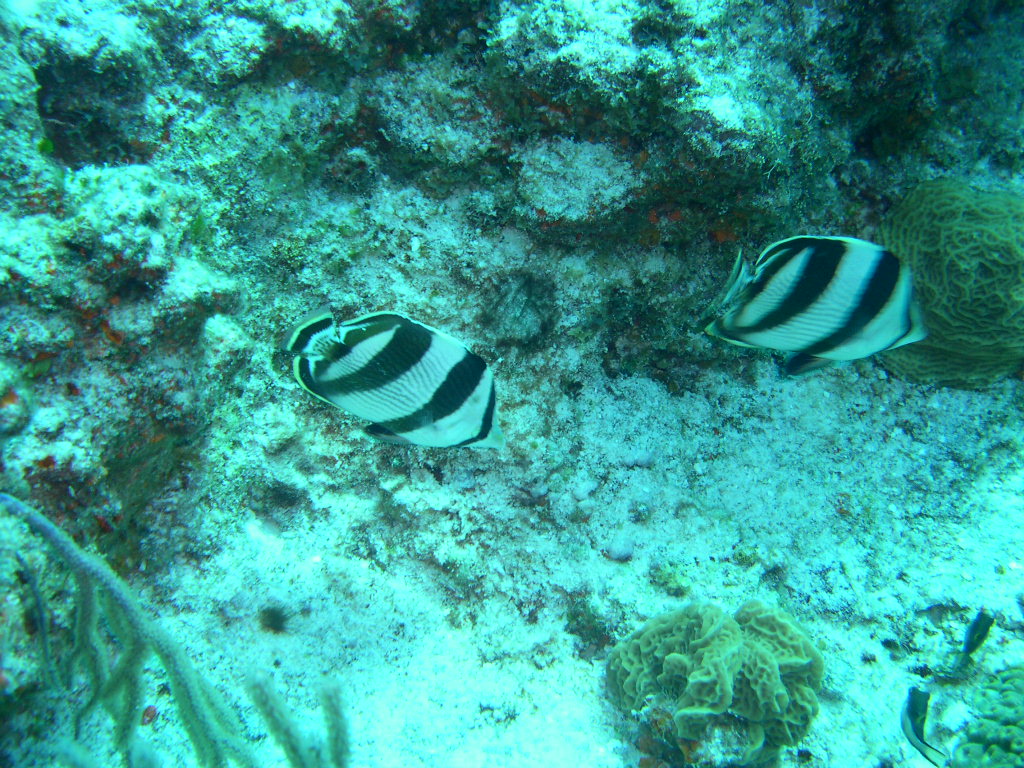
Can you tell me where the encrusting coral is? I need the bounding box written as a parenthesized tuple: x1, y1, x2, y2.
(952, 666, 1024, 767)
(880, 179, 1024, 387)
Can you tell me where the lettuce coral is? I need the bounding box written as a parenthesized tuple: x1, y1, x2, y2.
(606, 600, 823, 767)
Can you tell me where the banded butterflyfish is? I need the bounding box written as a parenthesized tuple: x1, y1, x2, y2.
(283, 308, 504, 449)
(705, 236, 927, 376)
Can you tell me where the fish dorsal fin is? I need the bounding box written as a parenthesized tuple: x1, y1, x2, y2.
(703, 250, 751, 340)
(715, 249, 750, 311)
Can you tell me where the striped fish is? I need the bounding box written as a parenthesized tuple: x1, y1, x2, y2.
(705, 236, 927, 375)
(283, 308, 504, 448)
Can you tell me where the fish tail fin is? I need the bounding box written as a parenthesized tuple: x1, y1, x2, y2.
(704, 317, 728, 340)
(282, 305, 335, 355)
(292, 356, 333, 405)
(905, 299, 928, 344)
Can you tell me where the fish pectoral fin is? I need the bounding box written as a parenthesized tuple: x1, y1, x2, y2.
(783, 353, 835, 376)
(705, 320, 760, 348)
(365, 423, 413, 445)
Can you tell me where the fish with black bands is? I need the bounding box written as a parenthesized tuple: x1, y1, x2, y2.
(900, 687, 948, 767)
(705, 236, 927, 376)
(283, 307, 504, 449)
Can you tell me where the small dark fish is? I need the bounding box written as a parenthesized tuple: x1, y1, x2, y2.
(951, 608, 995, 675)
(705, 236, 927, 375)
(962, 609, 994, 657)
(900, 687, 948, 767)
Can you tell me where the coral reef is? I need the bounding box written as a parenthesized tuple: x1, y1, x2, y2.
(606, 601, 823, 767)
(879, 179, 1024, 387)
(487, 0, 842, 245)
(0, 0, 1023, 765)
(952, 666, 1024, 767)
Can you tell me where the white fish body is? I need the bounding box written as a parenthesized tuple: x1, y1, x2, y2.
(706, 236, 927, 375)
(284, 308, 504, 449)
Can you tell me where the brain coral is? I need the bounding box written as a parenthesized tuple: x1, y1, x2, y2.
(606, 601, 823, 767)
(879, 179, 1024, 387)
(953, 666, 1024, 767)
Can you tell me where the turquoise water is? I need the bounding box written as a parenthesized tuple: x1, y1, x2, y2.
(1, 2, 1023, 767)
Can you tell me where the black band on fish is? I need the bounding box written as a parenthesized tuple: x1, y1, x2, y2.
(319, 319, 433, 397)
(458, 378, 498, 447)
(900, 687, 948, 767)
(801, 248, 901, 357)
(376, 352, 484, 429)
(739, 238, 845, 333)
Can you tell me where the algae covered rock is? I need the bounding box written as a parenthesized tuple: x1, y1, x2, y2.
(606, 601, 824, 767)
(513, 137, 641, 242)
(953, 666, 1024, 767)
(879, 179, 1024, 387)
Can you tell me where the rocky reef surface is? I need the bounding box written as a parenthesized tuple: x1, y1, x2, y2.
(1, 1, 1023, 766)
